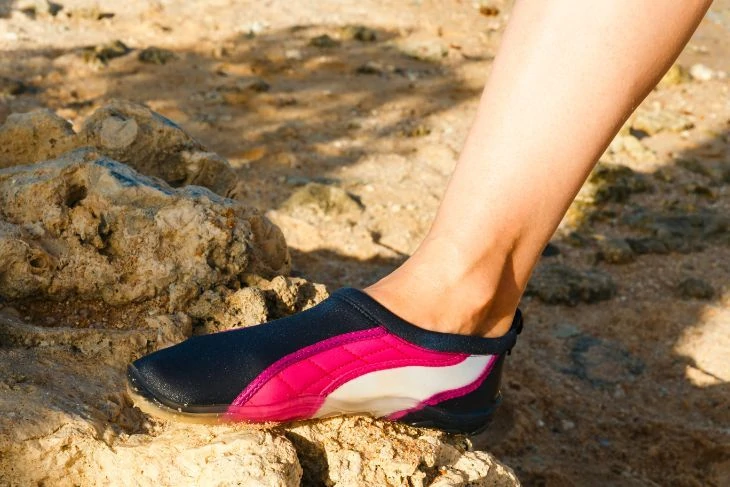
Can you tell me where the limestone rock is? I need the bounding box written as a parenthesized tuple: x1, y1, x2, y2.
(622, 209, 729, 252)
(287, 416, 519, 486)
(605, 135, 657, 164)
(0, 148, 289, 309)
(595, 237, 636, 264)
(656, 63, 688, 88)
(0, 100, 237, 195)
(0, 109, 77, 164)
(281, 182, 363, 221)
(631, 107, 694, 135)
(526, 264, 616, 306)
(588, 162, 652, 204)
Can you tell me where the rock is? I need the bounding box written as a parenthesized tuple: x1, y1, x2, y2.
(622, 209, 729, 252)
(541, 242, 561, 257)
(287, 416, 518, 486)
(0, 389, 303, 487)
(605, 135, 657, 163)
(689, 63, 715, 81)
(553, 323, 581, 339)
(0, 77, 27, 96)
(399, 38, 448, 63)
(251, 275, 329, 318)
(341, 25, 378, 42)
(138, 47, 178, 65)
(401, 123, 432, 138)
(0, 101, 237, 195)
(281, 182, 363, 220)
(625, 237, 669, 255)
(656, 63, 688, 88)
(15, 0, 63, 17)
(309, 34, 341, 48)
(595, 237, 635, 264)
(587, 162, 652, 203)
(677, 278, 715, 300)
(82, 40, 131, 64)
(356, 61, 384, 75)
(0, 109, 77, 164)
(631, 107, 694, 135)
(0, 148, 289, 308)
(677, 157, 730, 184)
(0, 106, 517, 486)
(526, 263, 617, 306)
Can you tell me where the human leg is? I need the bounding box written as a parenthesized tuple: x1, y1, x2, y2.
(366, 0, 713, 338)
(128, 0, 712, 429)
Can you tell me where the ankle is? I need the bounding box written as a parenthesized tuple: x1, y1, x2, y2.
(364, 240, 521, 338)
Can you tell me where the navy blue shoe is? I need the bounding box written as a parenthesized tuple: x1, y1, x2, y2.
(128, 288, 522, 434)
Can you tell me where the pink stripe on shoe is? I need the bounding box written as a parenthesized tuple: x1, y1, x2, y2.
(226, 327, 468, 422)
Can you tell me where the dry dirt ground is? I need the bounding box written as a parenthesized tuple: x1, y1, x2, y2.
(1, 0, 729, 485)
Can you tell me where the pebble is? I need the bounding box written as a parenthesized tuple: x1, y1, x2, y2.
(82, 40, 131, 64)
(0, 77, 27, 96)
(525, 263, 617, 306)
(553, 323, 581, 339)
(309, 34, 341, 48)
(138, 47, 177, 65)
(689, 63, 714, 81)
(341, 25, 377, 42)
(589, 162, 652, 204)
(656, 63, 687, 88)
(595, 237, 635, 264)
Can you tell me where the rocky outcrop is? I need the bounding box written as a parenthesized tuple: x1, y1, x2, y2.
(0, 148, 289, 310)
(0, 105, 518, 486)
(0, 100, 237, 195)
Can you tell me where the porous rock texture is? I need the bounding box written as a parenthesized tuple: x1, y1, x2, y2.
(0, 106, 518, 486)
(0, 99, 237, 195)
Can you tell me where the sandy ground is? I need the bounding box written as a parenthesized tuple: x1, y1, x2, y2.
(1, 0, 729, 485)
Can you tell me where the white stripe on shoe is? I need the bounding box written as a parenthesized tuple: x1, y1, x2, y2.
(314, 354, 493, 418)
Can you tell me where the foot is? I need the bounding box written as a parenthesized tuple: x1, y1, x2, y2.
(127, 288, 522, 434)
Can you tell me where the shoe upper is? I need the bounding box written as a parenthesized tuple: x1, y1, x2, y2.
(128, 288, 522, 427)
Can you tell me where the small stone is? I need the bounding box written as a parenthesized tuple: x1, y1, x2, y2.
(341, 25, 377, 42)
(541, 242, 561, 257)
(309, 34, 340, 48)
(607, 134, 657, 163)
(588, 162, 652, 203)
(677, 278, 715, 300)
(689, 63, 714, 81)
(683, 183, 715, 199)
(478, 5, 500, 17)
(596, 237, 635, 264)
(631, 107, 694, 135)
(625, 238, 669, 255)
(138, 47, 177, 65)
(561, 420, 576, 431)
(401, 123, 431, 138)
(82, 40, 131, 64)
(0, 77, 27, 96)
(553, 323, 581, 339)
(355, 62, 383, 75)
(656, 63, 688, 88)
(15, 0, 63, 17)
(526, 263, 617, 306)
(281, 182, 362, 218)
(399, 38, 448, 63)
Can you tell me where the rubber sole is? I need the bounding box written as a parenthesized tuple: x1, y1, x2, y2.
(127, 365, 498, 436)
